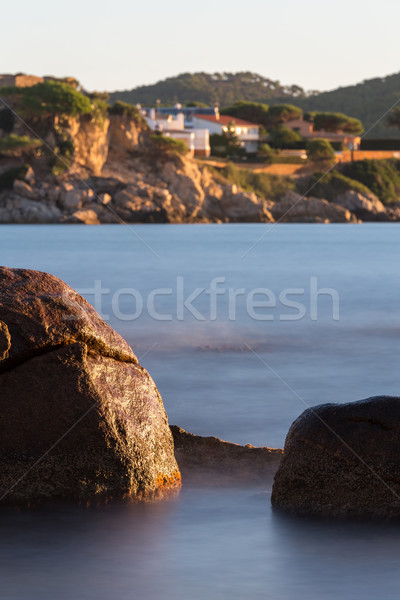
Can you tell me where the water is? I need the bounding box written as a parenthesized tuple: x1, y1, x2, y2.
(1, 223, 400, 598)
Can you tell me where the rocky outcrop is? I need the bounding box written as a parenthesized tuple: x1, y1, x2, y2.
(0, 267, 181, 505)
(204, 184, 274, 223)
(171, 426, 282, 485)
(271, 190, 357, 223)
(271, 396, 400, 519)
(333, 190, 387, 221)
(63, 115, 110, 175)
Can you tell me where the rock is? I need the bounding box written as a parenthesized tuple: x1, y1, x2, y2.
(205, 187, 273, 223)
(271, 190, 356, 223)
(0, 321, 11, 361)
(108, 114, 143, 151)
(13, 180, 40, 201)
(60, 190, 83, 211)
(334, 190, 386, 221)
(99, 192, 112, 205)
(171, 426, 282, 486)
(160, 156, 205, 218)
(64, 115, 110, 175)
(0, 196, 62, 223)
(24, 166, 35, 185)
(271, 396, 400, 519)
(0, 267, 180, 504)
(69, 209, 100, 224)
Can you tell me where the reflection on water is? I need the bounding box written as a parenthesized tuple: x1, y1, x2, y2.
(1, 487, 400, 600)
(1, 223, 400, 598)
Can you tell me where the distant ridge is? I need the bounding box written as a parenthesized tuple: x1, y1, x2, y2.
(109, 71, 400, 138)
(108, 72, 307, 106)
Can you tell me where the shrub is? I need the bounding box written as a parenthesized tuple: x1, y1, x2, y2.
(109, 101, 143, 122)
(341, 159, 400, 204)
(269, 125, 302, 149)
(148, 133, 189, 156)
(257, 143, 274, 163)
(0, 134, 41, 155)
(305, 138, 335, 161)
(1, 81, 93, 117)
(210, 162, 295, 200)
(300, 170, 375, 201)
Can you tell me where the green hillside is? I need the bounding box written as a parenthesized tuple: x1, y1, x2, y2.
(109, 71, 400, 139)
(108, 72, 306, 106)
(282, 72, 400, 139)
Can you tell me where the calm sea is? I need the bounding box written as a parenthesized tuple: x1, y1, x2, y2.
(1, 223, 400, 599)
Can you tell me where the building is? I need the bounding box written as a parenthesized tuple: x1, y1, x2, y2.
(142, 107, 211, 157)
(284, 116, 361, 150)
(0, 74, 44, 88)
(192, 113, 260, 153)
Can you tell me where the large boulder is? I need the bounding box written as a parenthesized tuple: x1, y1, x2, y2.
(271, 396, 400, 519)
(271, 190, 356, 223)
(0, 195, 62, 224)
(333, 190, 387, 221)
(0, 267, 180, 505)
(205, 186, 274, 223)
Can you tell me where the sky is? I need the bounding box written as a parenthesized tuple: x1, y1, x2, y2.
(3, 0, 399, 93)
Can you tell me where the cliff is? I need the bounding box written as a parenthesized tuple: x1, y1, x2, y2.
(0, 79, 398, 224)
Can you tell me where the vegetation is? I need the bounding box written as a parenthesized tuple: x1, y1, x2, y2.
(0, 165, 29, 191)
(1, 81, 93, 117)
(387, 107, 400, 129)
(309, 112, 363, 134)
(109, 72, 306, 107)
(210, 122, 242, 157)
(267, 104, 302, 126)
(269, 125, 302, 148)
(294, 72, 400, 139)
(50, 130, 75, 175)
(0, 108, 14, 133)
(210, 162, 295, 200)
(108, 70, 400, 138)
(148, 133, 188, 156)
(340, 159, 400, 204)
(257, 143, 274, 162)
(220, 101, 270, 129)
(0, 134, 41, 155)
(299, 170, 374, 202)
(305, 138, 335, 162)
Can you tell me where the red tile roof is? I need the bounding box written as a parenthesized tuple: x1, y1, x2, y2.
(193, 114, 260, 127)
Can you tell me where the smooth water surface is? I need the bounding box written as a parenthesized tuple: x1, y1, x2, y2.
(1, 223, 400, 598)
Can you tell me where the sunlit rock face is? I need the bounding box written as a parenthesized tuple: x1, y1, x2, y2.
(0, 266, 180, 505)
(272, 396, 400, 519)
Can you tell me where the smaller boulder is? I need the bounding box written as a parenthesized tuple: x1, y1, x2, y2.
(272, 396, 400, 519)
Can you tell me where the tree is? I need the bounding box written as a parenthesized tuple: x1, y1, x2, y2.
(387, 107, 400, 129)
(220, 101, 270, 129)
(210, 122, 242, 156)
(257, 143, 274, 162)
(312, 112, 363, 134)
(2, 81, 93, 118)
(269, 125, 302, 149)
(267, 104, 303, 126)
(305, 138, 335, 162)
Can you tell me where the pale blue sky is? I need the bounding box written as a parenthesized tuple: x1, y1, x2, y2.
(3, 0, 399, 93)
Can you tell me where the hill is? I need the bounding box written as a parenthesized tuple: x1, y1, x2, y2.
(108, 72, 306, 106)
(109, 71, 400, 138)
(283, 72, 400, 139)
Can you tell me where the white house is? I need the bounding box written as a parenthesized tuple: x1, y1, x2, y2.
(192, 113, 260, 153)
(143, 108, 210, 156)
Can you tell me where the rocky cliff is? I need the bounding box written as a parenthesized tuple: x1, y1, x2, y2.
(0, 83, 398, 224)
